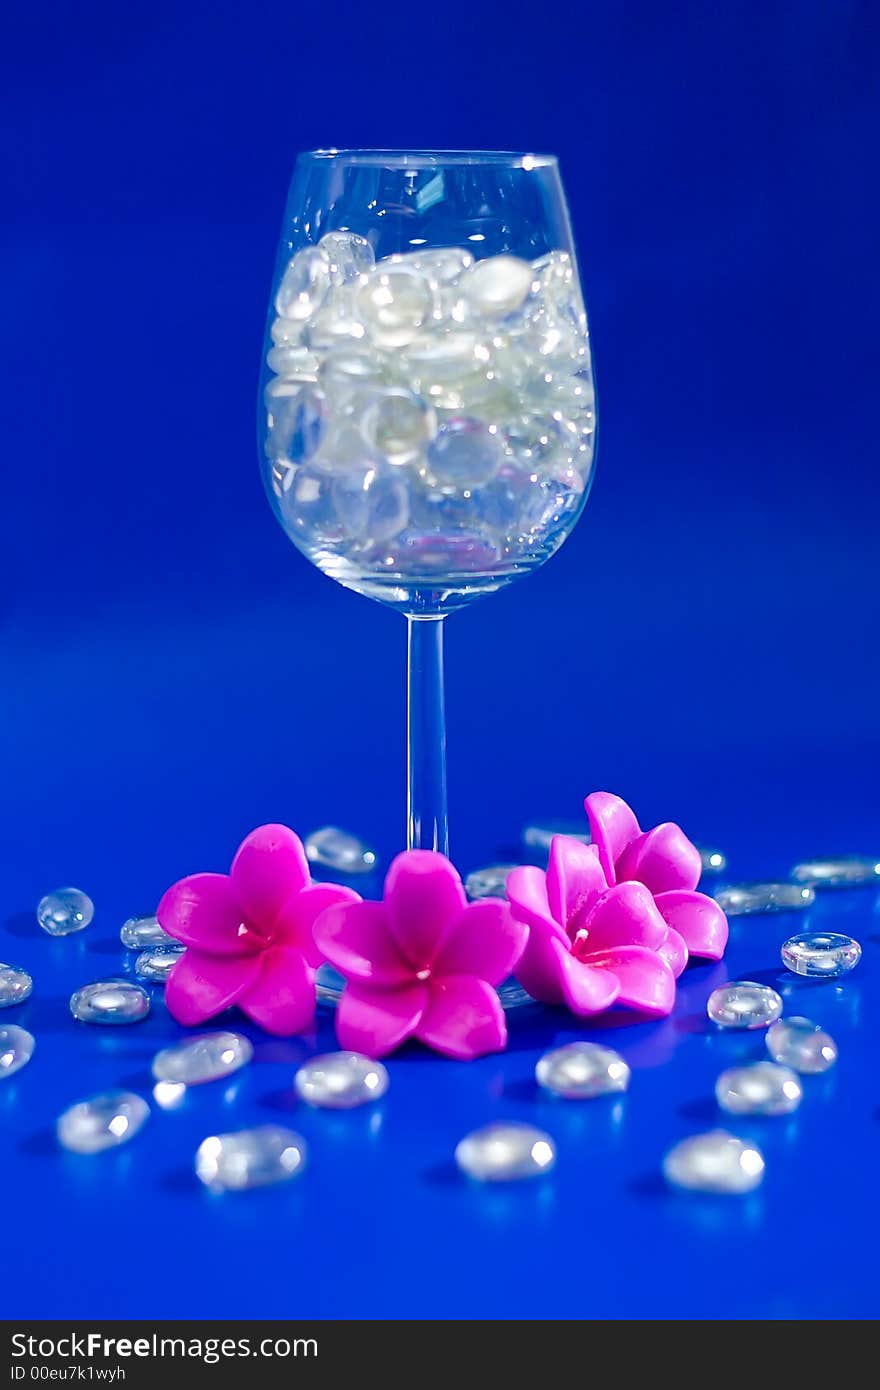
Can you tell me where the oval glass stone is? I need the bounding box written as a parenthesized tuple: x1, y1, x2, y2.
(790, 856, 880, 888)
(455, 1122, 556, 1182)
(318, 230, 374, 284)
(134, 945, 185, 983)
(304, 826, 377, 875)
(663, 1130, 765, 1194)
(57, 1090, 149, 1154)
(464, 864, 516, 900)
(698, 847, 727, 874)
(713, 882, 815, 915)
(275, 245, 331, 322)
(120, 915, 174, 949)
(70, 980, 151, 1025)
(356, 265, 434, 346)
(0, 1024, 35, 1079)
(522, 821, 591, 858)
(536, 1042, 630, 1100)
(715, 1061, 802, 1116)
(781, 931, 861, 978)
(458, 255, 535, 318)
(426, 418, 504, 490)
(766, 1016, 838, 1073)
(295, 1052, 389, 1109)
(152, 1031, 253, 1086)
(707, 981, 783, 1030)
(195, 1125, 307, 1192)
(0, 963, 33, 1009)
(362, 388, 437, 464)
(37, 887, 94, 936)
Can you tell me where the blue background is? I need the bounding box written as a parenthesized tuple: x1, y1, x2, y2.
(2, 0, 878, 1320)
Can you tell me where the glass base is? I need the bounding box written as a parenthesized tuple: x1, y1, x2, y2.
(315, 964, 534, 1012)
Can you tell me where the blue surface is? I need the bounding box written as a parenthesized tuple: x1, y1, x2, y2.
(2, 0, 879, 1319)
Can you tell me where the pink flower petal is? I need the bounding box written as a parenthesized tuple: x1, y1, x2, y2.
(230, 824, 310, 934)
(335, 981, 427, 1057)
(157, 873, 259, 956)
(415, 976, 507, 1060)
(235, 944, 316, 1036)
(584, 792, 641, 883)
(506, 865, 569, 943)
(165, 947, 259, 1026)
(546, 836, 606, 931)
(431, 899, 528, 987)
(654, 889, 729, 960)
(515, 925, 620, 1016)
(313, 900, 411, 987)
(580, 881, 668, 953)
(580, 944, 676, 1016)
(616, 823, 701, 894)
(383, 850, 466, 970)
(276, 883, 362, 967)
(658, 927, 689, 977)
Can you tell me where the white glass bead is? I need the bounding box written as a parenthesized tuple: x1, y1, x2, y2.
(332, 468, 409, 544)
(320, 347, 389, 390)
(266, 344, 321, 381)
(398, 246, 474, 284)
(152, 1031, 253, 1086)
(713, 882, 815, 915)
(57, 1091, 149, 1154)
(37, 888, 93, 937)
(318, 231, 374, 284)
(120, 915, 174, 950)
(195, 1125, 307, 1192)
(536, 1042, 630, 1099)
(70, 980, 150, 1025)
(362, 388, 437, 464)
(766, 1016, 837, 1073)
(0, 1024, 35, 1079)
(0, 963, 33, 1009)
(304, 827, 377, 875)
(699, 847, 727, 874)
(464, 864, 516, 900)
(294, 1052, 389, 1109)
(707, 981, 783, 1030)
(715, 1061, 802, 1116)
(455, 1122, 556, 1182)
(790, 857, 880, 888)
(269, 315, 304, 347)
(426, 418, 504, 489)
(781, 931, 861, 978)
(134, 945, 185, 983)
(275, 245, 331, 322)
(458, 255, 535, 318)
(663, 1130, 765, 1194)
(356, 266, 434, 347)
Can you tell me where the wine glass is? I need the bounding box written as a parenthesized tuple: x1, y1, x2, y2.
(258, 150, 596, 858)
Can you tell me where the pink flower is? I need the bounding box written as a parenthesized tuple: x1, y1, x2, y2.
(158, 824, 359, 1036)
(313, 850, 528, 1060)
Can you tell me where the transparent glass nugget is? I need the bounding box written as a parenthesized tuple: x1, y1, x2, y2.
(715, 1061, 802, 1116)
(790, 857, 880, 888)
(713, 882, 814, 915)
(195, 1126, 307, 1192)
(57, 1091, 149, 1154)
(781, 932, 861, 978)
(37, 888, 93, 936)
(0, 1025, 35, 1080)
(294, 1052, 389, 1109)
(304, 827, 377, 875)
(536, 1042, 630, 1099)
(663, 1131, 765, 1194)
(707, 981, 783, 1030)
(70, 980, 150, 1024)
(522, 821, 590, 858)
(152, 1032, 253, 1086)
(0, 964, 33, 1008)
(464, 865, 516, 900)
(120, 915, 174, 949)
(765, 1017, 837, 1073)
(135, 945, 185, 983)
(455, 1123, 556, 1182)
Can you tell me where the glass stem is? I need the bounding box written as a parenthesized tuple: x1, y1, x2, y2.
(406, 615, 449, 856)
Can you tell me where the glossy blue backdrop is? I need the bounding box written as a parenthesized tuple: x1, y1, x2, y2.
(2, 0, 878, 1319)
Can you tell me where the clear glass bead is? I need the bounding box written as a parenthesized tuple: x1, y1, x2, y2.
(120, 915, 174, 950)
(781, 931, 861, 978)
(536, 1042, 630, 1099)
(270, 315, 304, 347)
(275, 245, 332, 322)
(37, 888, 94, 937)
(0, 963, 33, 1009)
(698, 847, 727, 874)
(195, 1125, 307, 1192)
(457, 255, 535, 319)
(790, 857, 880, 888)
(400, 246, 474, 284)
(0, 1024, 35, 1079)
(766, 1016, 837, 1073)
(294, 1052, 389, 1109)
(715, 1061, 802, 1116)
(464, 864, 516, 900)
(455, 1122, 556, 1182)
(332, 467, 410, 544)
(304, 827, 377, 875)
(425, 418, 504, 490)
(713, 882, 815, 915)
(134, 945, 185, 983)
(361, 388, 437, 464)
(663, 1130, 765, 1194)
(318, 230, 374, 285)
(356, 265, 434, 347)
(152, 1031, 253, 1086)
(70, 980, 151, 1025)
(707, 981, 783, 1030)
(265, 344, 321, 381)
(57, 1091, 149, 1154)
(522, 821, 590, 858)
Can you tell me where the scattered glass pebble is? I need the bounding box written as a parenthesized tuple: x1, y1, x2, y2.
(120, 915, 174, 949)
(698, 847, 727, 874)
(663, 1130, 765, 1194)
(195, 1125, 308, 1192)
(464, 864, 516, 900)
(57, 1090, 149, 1154)
(37, 887, 94, 937)
(713, 882, 814, 915)
(134, 945, 185, 983)
(455, 1122, 556, 1182)
(0, 963, 33, 1009)
(790, 856, 880, 888)
(707, 981, 783, 1030)
(304, 827, 377, 876)
(70, 980, 150, 1025)
(522, 821, 590, 858)
(715, 1061, 802, 1116)
(781, 931, 861, 979)
(295, 1052, 389, 1109)
(0, 1024, 35, 1080)
(152, 1031, 254, 1086)
(766, 1016, 837, 1073)
(536, 1042, 630, 1099)
(497, 979, 534, 1010)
